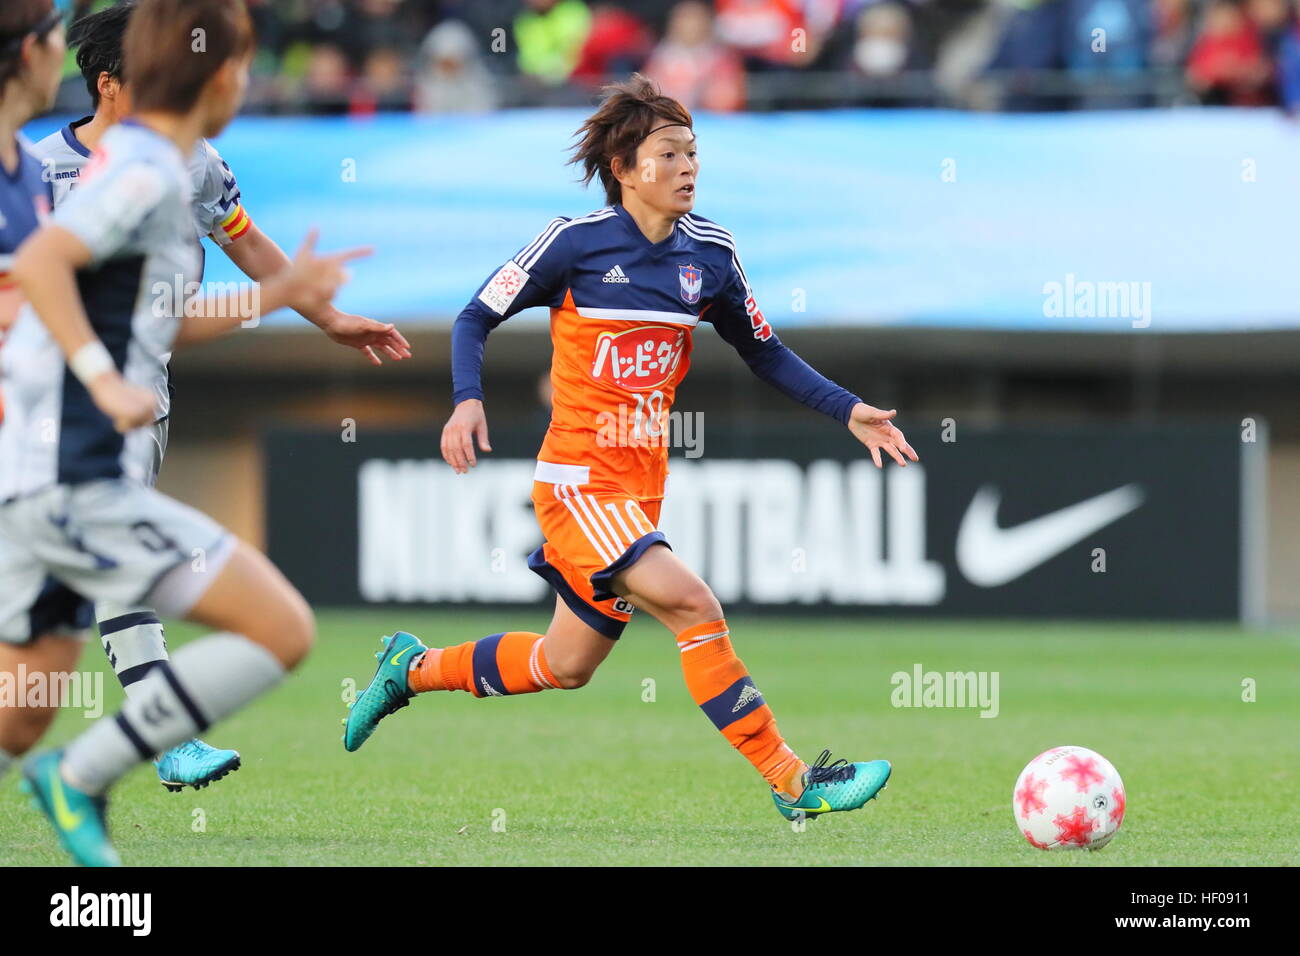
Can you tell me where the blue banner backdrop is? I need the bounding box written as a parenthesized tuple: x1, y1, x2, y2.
(25, 108, 1300, 330)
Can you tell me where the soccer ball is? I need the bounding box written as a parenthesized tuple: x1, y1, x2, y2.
(1013, 745, 1125, 850)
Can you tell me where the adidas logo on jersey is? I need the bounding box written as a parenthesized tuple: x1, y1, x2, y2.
(732, 684, 762, 713)
(602, 265, 630, 283)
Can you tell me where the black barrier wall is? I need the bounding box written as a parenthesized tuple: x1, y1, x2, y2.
(264, 424, 1264, 621)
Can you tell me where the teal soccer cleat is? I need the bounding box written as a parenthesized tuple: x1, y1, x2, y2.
(21, 749, 120, 867)
(342, 631, 427, 753)
(155, 739, 241, 793)
(771, 749, 892, 822)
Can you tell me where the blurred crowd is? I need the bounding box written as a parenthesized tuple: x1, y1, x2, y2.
(56, 0, 1300, 112)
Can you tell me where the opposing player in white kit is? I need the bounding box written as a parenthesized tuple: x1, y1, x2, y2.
(0, 0, 359, 866)
(0, 0, 69, 798)
(12, 0, 410, 794)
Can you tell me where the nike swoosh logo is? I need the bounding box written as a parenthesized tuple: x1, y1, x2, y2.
(50, 766, 84, 830)
(956, 484, 1144, 588)
(780, 796, 832, 813)
(389, 646, 417, 668)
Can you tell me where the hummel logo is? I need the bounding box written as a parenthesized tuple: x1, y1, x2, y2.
(140, 695, 174, 726)
(480, 677, 504, 697)
(602, 265, 630, 283)
(732, 684, 762, 713)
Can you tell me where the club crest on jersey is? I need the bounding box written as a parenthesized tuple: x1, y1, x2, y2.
(590, 325, 687, 391)
(678, 263, 702, 305)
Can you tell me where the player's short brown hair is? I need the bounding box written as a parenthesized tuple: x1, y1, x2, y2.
(570, 74, 693, 206)
(124, 0, 253, 114)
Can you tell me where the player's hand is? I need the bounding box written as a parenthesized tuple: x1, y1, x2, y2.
(847, 402, 918, 469)
(441, 398, 491, 474)
(320, 310, 412, 366)
(276, 229, 372, 317)
(87, 373, 157, 433)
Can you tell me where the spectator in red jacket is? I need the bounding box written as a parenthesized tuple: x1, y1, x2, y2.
(1186, 0, 1275, 104)
(571, 5, 654, 86)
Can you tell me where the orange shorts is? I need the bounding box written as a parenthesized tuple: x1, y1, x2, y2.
(527, 466, 666, 639)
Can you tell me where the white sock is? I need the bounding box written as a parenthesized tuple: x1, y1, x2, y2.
(97, 606, 169, 699)
(0, 747, 13, 782)
(62, 632, 284, 794)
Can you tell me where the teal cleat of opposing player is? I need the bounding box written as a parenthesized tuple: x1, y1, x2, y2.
(771, 749, 892, 822)
(155, 739, 241, 793)
(21, 749, 120, 867)
(342, 631, 427, 753)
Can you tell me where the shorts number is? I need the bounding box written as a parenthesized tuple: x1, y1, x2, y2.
(131, 520, 178, 554)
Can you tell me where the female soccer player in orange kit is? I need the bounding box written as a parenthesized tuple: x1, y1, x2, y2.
(345, 75, 918, 822)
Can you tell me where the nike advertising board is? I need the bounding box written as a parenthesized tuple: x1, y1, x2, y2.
(265, 425, 1263, 621)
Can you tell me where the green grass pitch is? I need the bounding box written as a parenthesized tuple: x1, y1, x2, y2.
(2, 611, 1298, 866)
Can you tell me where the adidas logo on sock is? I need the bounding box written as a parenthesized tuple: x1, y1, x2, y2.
(732, 683, 762, 712)
(480, 676, 504, 697)
(602, 264, 630, 283)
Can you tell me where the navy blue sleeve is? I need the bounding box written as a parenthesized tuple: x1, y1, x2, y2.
(708, 259, 862, 425)
(451, 219, 571, 405)
(450, 307, 499, 405)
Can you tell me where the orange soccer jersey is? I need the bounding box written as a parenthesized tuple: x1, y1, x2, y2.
(542, 287, 693, 500)
(454, 205, 858, 635)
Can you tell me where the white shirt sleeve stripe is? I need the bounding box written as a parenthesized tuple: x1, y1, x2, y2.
(518, 208, 616, 271)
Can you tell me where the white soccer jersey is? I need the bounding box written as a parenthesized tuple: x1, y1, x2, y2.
(25, 119, 250, 454)
(0, 121, 201, 499)
(31, 116, 247, 246)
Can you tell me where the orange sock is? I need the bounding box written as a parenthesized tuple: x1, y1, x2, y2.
(677, 619, 806, 795)
(408, 632, 557, 698)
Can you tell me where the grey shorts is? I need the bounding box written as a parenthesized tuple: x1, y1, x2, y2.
(0, 479, 234, 645)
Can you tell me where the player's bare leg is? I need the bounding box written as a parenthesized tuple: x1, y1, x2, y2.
(344, 596, 614, 751)
(614, 542, 891, 821)
(23, 542, 315, 865)
(0, 634, 84, 780)
(183, 541, 316, 669)
(612, 543, 805, 795)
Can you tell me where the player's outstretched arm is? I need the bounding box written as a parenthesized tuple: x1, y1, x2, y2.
(220, 222, 410, 365)
(11, 225, 156, 432)
(708, 249, 919, 470)
(175, 229, 371, 347)
(846, 402, 919, 469)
